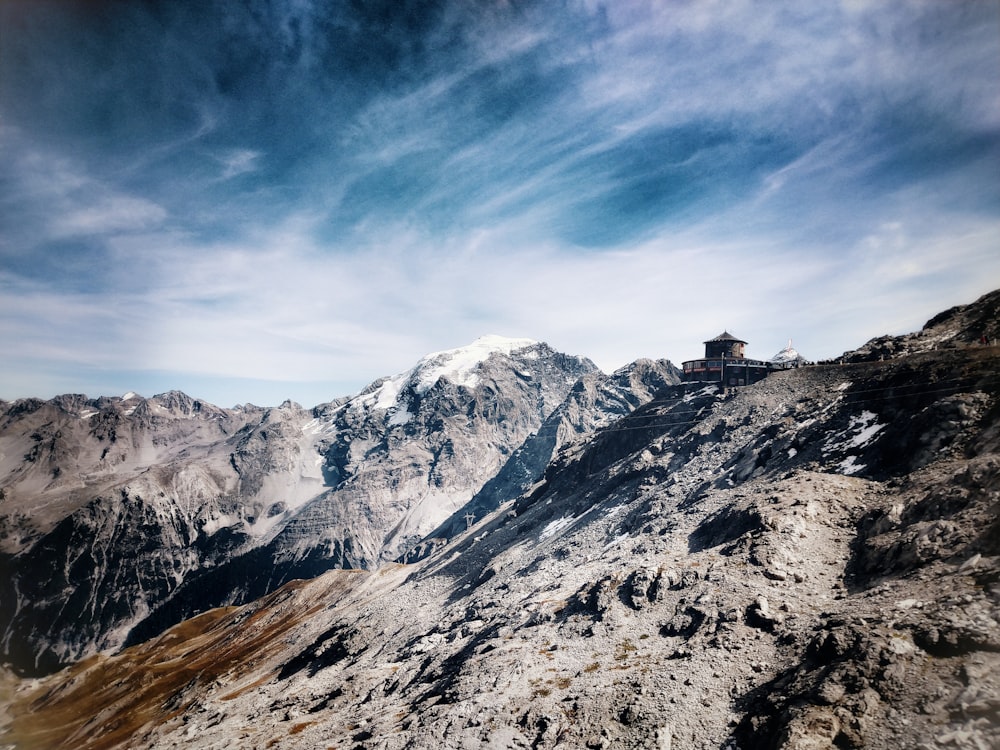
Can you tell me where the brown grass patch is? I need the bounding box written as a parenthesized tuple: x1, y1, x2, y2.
(4, 572, 370, 750)
(220, 670, 279, 701)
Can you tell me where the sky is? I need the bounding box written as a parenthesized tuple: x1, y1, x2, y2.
(1, 0, 999, 408)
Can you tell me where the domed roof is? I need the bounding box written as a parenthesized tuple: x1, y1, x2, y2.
(704, 331, 747, 345)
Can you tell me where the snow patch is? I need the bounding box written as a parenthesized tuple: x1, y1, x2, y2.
(822, 410, 885, 462)
(387, 408, 413, 426)
(412, 335, 538, 394)
(540, 515, 574, 540)
(201, 514, 235, 536)
(372, 375, 407, 410)
(301, 417, 337, 436)
(683, 385, 718, 402)
(847, 410, 885, 447)
(838, 455, 865, 475)
(357, 335, 537, 412)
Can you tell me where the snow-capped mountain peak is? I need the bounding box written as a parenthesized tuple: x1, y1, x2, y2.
(411, 334, 539, 393)
(358, 335, 539, 412)
(0, 334, 601, 676)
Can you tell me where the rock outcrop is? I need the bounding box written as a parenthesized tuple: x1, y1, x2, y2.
(0, 393, 316, 674)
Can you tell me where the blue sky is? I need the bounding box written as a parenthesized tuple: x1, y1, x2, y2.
(2, 0, 998, 408)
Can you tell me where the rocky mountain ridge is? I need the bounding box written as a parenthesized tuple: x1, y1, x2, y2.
(1, 290, 997, 749)
(0, 337, 678, 675)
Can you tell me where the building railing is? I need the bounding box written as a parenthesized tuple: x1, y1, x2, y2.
(682, 358, 770, 371)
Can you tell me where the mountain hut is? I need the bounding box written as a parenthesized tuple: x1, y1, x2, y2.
(681, 331, 771, 386)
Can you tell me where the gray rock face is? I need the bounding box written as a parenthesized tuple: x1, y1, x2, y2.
(0, 337, 617, 674)
(123, 339, 608, 645)
(2, 296, 999, 750)
(401, 357, 680, 562)
(307, 337, 602, 566)
(0, 393, 315, 674)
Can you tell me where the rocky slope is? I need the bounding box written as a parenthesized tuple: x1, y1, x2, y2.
(123, 341, 675, 652)
(843, 288, 1000, 363)
(2, 337, 673, 675)
(0, 390, 293, 675)
(401, 357, 680, 563)
(1, 292, 997, 750)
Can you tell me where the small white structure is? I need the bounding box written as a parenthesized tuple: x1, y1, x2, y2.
(770, 339, 806, 369)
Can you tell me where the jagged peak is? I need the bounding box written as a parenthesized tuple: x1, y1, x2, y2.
(417, 335, 541, 369)
(147, 390, 225, 417)
(151, 389, 191, 401)
(610, 357, 677, 377)
(354, 336, 543, 412)
(413, 335, 540, 389)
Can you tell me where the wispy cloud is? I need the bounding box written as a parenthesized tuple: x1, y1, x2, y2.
(215, 149, 262, 181)
(2, 128, 167, 237)
(1, 0, 998, 406)
(53, 197, 167, 237)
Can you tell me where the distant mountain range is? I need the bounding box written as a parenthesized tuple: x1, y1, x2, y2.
(0, 336, 678, 675)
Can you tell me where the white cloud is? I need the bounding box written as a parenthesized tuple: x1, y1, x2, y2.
(2, 2, 998, 406)
(53, 195, 167, 237)
(216, 149, 261, 180)
(2, 127, 167, 240)
(3, 189, 999, 405)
